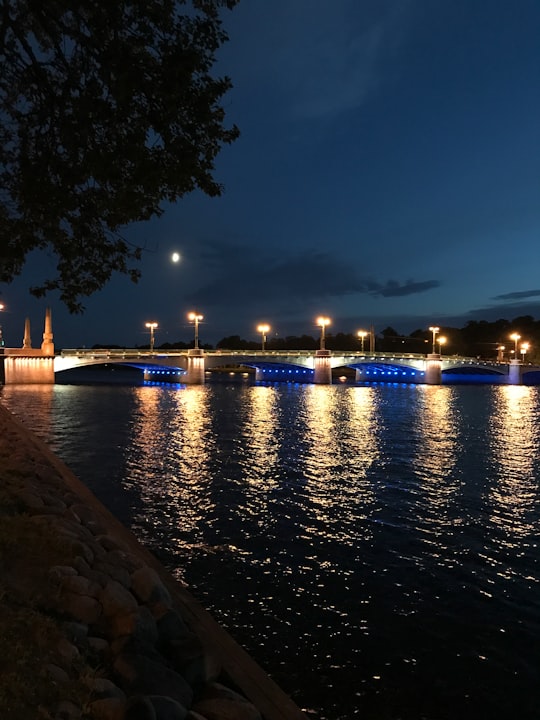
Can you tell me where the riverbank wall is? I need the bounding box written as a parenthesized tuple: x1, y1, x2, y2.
(0, 402, 308, 720)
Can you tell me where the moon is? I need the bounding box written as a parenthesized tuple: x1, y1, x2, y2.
(171, 252, 181, 263)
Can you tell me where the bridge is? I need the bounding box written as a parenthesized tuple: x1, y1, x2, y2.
(2, 310, 540, 386)
(51, 348, 540, 386)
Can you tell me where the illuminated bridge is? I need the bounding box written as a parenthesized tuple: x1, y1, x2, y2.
(4, 311, 540, 386)
(51, 348, 540, 386)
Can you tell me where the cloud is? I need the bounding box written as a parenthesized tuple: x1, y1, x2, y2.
(187, 243, 439, 307)
(492, 289, 540, 301)
(370, 279, 440, 297)
(414, 301, 540, 334)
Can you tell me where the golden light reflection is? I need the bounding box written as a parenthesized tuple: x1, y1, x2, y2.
(171, 386, 213, 480)
(304, 385, 336, 484)
(348, 387, 380, 479)
(129, 386, 214, 537)
(233, 388, 282, 528)
(414, 386, 460, 522)
(242, 387, 279, 488)
(302, 386, 377, 536)
(487, 386, 539, 542)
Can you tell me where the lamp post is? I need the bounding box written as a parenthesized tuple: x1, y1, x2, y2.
(510, 332, 521, 358)
(188, 312, 203, 349)
(357, 330, 368, 353)
(145, 322, 158, 352)
(429, 326, 440, 354)
(317, 316, 331, 350)
(438, 336, 447, 355)
(0, 303, 3, 348)
(497, 345, 505, 362)
(520, 342, 530, 362)
(257, 323, 270, 351)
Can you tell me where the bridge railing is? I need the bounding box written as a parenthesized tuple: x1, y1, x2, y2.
(60, 348, 431, 358)
(60, 348, 481, 362)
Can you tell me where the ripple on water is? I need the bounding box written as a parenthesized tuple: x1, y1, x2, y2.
(2, 382, 540, 720)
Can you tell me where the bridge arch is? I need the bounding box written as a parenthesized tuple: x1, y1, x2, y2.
(347, 361, 425, 383)
(54, 354, 188, 383)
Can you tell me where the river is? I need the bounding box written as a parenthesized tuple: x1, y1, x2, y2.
(1, 373, 539, 719)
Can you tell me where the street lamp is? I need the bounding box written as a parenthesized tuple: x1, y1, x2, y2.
(357, 330, 368, 352)
(520, 342, 530, 362)
(145, 322, 158, 352)
(317, 316, 331, 350)
(257, 323, 270, 351)
(497, 345, 505, 362)
(429, 326, 440, 354)
(438, 336, 447, 355)
(510, 332, 521, 357)
(188, 312, 203, 349)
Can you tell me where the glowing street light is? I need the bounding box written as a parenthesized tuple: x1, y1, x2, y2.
(429, 326, 440, 354)
(188, 312, 203, 349)
(438, 336, 447, 355)
(510, 332, 521, 356)
(497, 345, 505, 362)
(317, 316, 331, 350)
(520, 342, 530, 362)
(257, 323, 270, 351)
(357, 329, 368, 353)
(145, 322, 158, 352)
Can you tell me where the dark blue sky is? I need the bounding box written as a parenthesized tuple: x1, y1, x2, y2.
(2, 0, 539, 349)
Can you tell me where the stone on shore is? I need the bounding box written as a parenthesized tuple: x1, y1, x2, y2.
(0, 402, 306, 720)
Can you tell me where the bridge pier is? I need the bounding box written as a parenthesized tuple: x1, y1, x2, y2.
(425, 354, 442, 385)
(184, 349, 206, 385)
(508, 359, 522, 385)
(0, 309, 55, 385)
(2, 350, 55, 384)
(313, 350, 332, 384)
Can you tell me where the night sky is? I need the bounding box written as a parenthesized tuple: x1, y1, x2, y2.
(2, 0, 539, 350)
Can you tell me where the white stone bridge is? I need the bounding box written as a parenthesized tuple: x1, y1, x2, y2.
(51, 348, 540, 386)
(2, 308, 540, 385)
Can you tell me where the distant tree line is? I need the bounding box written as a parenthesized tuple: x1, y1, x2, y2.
(213, 315, 540, 360)
(93, 315, 540, 361)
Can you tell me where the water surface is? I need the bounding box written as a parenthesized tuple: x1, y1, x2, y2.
(1, 380, 539, 719)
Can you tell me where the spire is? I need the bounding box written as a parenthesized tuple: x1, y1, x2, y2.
(23, 317, 32, 348)
(41, 307, 54, 355)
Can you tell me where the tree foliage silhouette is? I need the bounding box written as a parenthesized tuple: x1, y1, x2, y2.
(0, 0, 239, 311)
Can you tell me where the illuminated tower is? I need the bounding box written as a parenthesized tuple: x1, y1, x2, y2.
(41, 307, 54, 355)
(23, 318, 32, 348)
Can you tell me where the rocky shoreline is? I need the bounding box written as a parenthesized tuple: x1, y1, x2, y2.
(0, 403, 307, 720)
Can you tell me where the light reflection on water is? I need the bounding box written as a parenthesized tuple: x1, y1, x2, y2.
(122, 386, 219, 556)
(489, 386, 539, 532)
(1, 381, 539, 720)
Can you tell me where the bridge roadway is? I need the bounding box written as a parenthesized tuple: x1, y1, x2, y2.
(54, 348, 540, 385)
